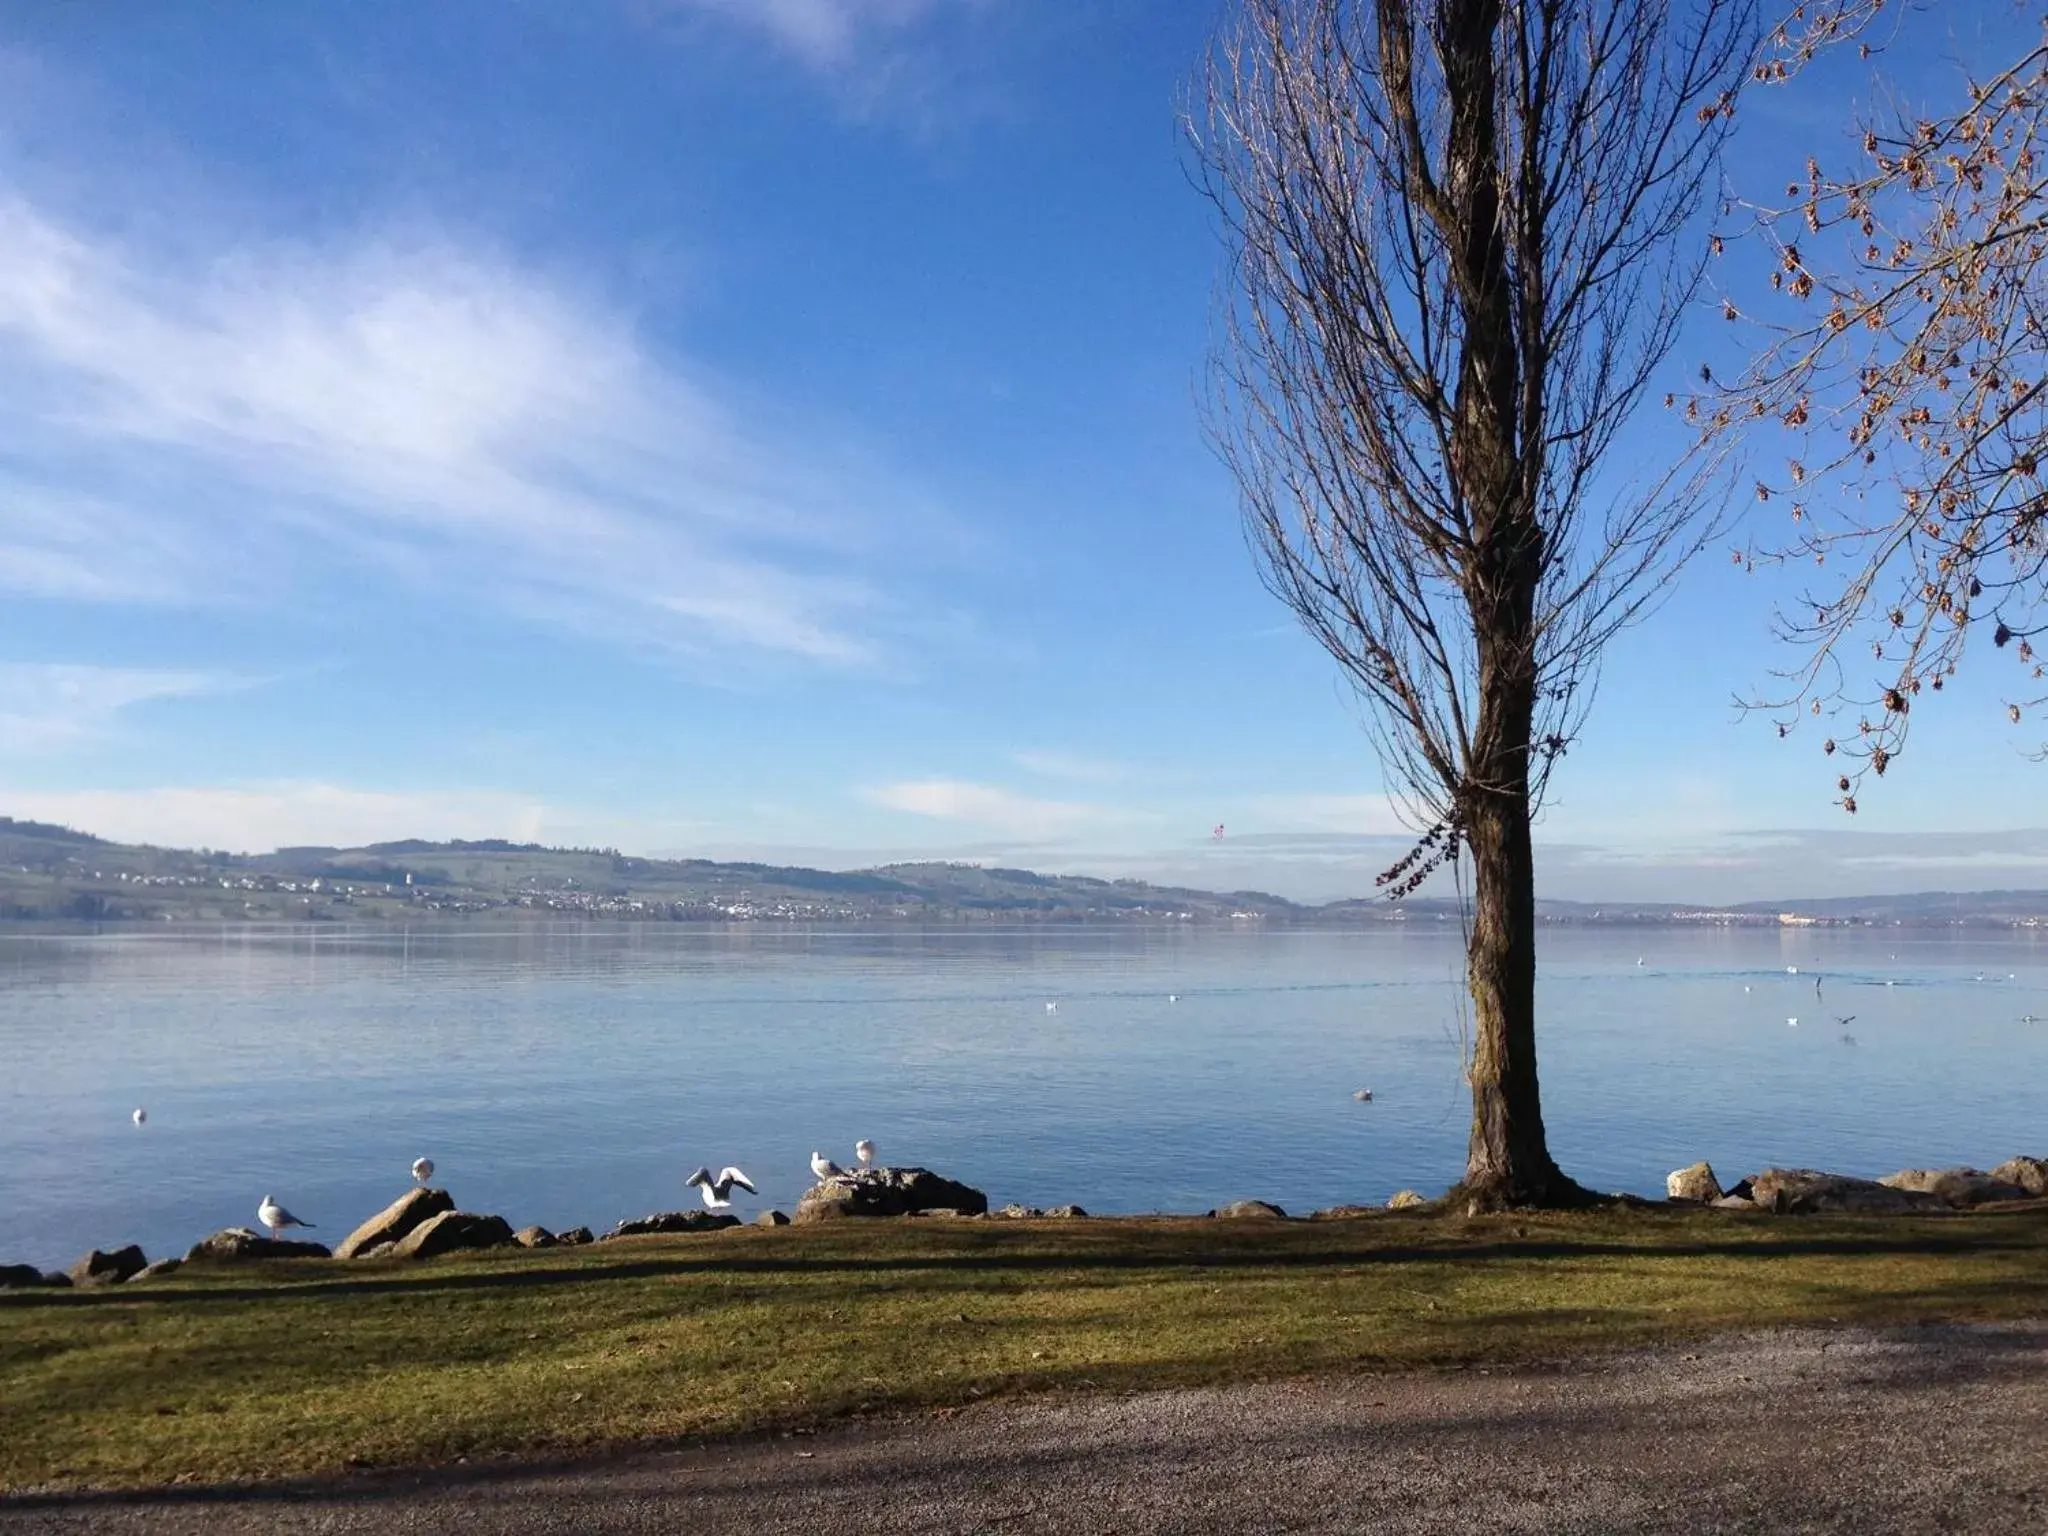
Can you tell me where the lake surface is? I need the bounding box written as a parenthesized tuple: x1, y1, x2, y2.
(2, 922, 2044, 1270)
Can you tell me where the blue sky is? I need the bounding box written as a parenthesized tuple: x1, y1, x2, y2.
(0, 0, 2041, 903)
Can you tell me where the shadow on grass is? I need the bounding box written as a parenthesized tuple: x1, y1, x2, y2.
(6, 1317, 2043, 1516)
(4, 1216, 2046, 1310)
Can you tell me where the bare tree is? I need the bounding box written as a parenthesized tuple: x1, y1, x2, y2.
(1193, 0, 1752, 1206)
(1709, 3, 2048, 807)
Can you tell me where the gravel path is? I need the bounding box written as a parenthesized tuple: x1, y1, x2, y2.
(5, 1322, 2044, 1534)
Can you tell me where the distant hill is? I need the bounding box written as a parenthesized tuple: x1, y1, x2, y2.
(2, 816, 2046, 927)
(0, 820, 1305, 925)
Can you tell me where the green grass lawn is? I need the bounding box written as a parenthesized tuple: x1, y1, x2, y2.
(4, 1206, 2045, 1492)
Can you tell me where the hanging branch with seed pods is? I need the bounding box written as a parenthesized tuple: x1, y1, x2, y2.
(1695, 0, 2048, 811)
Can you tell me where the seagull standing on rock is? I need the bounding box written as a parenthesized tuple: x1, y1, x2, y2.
(258, 1195, 314, 1239)
(411, 1157, 435, 1186)
(811, 1150, 846, 1181)
(855, 1138, 876, 1172)
(685, 1166, 757, 1210)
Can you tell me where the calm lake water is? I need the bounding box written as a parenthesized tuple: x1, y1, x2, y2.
(2, 922, 2045, 1270)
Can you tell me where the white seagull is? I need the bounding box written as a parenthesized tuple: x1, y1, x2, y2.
(1045, 1001, 1059, 1014)
(811, 1150, 846, 1181)
(412, 1157, 435, 1185)
(258, 1195, 314, 1238)
(1787, 1017, 1799, 1027)
(1352, 1088, 1374, 1102)
(855, 1138, 876, 1171)
(131, 1107, 147, 1127)
(685, 1165, 757, 1209)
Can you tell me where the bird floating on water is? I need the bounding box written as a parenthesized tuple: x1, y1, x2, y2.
(1168, 994, 1178, 1003)
(1787, 1017, 1799, 1027)
(1045, 1001, 1059, 1014)
(811, 1150, 846, 1181)
(1786, 966, 1798, 975)
(131, 1107, 146, 1127)
(258, 1195, 313, 1239)
(685, 1166, 756, 1209)
(1352, 1088, 1374, 1102)
(411, 1157, 435, 1185)
(855, 1138, 876, 1171)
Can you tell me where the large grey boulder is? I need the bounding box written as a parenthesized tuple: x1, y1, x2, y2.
(1213, 1200, 1288, 1220)
(557, 1226, 594, 1246)
(1880, 1168, 2030, 1209)
(390, 1212, 515, 1259)
(1666, 1162, 1724, 1203)
(755, 1209, 791, 1228)
(1748, 1169, 1944, 1215)
(336, 1188, 455, 1259)
(67, 1245, 148, 1287)
(512, 1225, 557, 1249)
(604, 1211, 741, 1238)
(131, 1258, 183, 1282)
(186, 1228, 331, 1262)
(1990, 1156, 2048, 1197)
(794, 1167, 989, 1224)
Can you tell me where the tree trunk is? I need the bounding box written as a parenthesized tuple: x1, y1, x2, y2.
(1459, 624, 1580, 1207)
(1461, 777, 1572, 1207)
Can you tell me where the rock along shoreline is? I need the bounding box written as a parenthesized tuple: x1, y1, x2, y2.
(4, 1151, 2043, 1291)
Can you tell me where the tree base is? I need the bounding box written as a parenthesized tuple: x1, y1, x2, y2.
(1449, 1166, 1604, 1213)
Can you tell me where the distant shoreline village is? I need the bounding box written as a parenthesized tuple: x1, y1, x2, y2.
(5, 818, 2048, 929)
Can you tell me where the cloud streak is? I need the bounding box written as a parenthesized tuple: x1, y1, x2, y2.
(863, 778, 1114, 839)
(0, 663, 232, 754)
(0, 195, 932, 672)
(665, 0, 949, 73)
(1011, 748, 1130, 784)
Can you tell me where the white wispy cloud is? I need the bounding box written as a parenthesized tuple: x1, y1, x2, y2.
(0, 780, 712, 855)
(0, 663, 231, 754)
(1011, 748, 1130, 784)
(1244, 793, 1416, 837)
(0, 194, 933, 671)
(661, 0, 951, 73)
(863, 777, 1112, 839)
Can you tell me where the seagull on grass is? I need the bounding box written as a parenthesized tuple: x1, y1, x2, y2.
(258, 1195, 314, 1239)
(855, 1138, 876, 1171)
(685, 1166, 757, 1210)
(811, 1150, 847, 1181)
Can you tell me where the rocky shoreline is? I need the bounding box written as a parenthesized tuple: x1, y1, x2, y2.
(4, 1152, 2043, 1293)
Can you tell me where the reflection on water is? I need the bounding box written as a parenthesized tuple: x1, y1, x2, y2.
(0, 922, 2043, 1268)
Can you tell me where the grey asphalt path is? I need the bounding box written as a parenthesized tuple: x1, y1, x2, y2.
(4, 1322, 2044, 1534)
